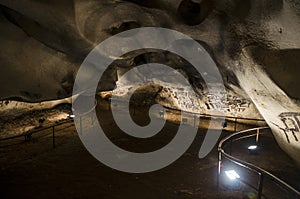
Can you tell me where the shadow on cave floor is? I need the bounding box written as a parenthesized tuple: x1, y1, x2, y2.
(0, 105, 299, 199)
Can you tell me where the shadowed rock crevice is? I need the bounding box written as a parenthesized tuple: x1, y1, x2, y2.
(178, 0, 214, 25)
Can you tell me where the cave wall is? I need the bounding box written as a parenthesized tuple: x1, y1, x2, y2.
(0, 0, 299, 165)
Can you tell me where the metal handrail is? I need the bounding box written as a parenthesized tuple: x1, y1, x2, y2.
(0, 119, 74, 148)
(162, 107, 266, 122)
(198, 113, 265, 122)
(218, 127, 300, 198)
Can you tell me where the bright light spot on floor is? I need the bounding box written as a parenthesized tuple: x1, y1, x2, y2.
(225, 170, 240, 181)
(248, 145, 258, 150)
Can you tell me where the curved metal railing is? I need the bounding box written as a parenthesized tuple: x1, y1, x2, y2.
(0, 119, 73, 148)
(0, 99, 97, 146)
(218, 127, 300, 199)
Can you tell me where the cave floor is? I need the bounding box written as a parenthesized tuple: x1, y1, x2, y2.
(0, 107, 299, 199)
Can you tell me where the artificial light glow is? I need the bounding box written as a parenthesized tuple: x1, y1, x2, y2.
(248, 145, 258, 150)
(225, 170, 240, 181)
(69, 114, 75, 119)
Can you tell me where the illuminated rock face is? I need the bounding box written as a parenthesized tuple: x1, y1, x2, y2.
(0, 0, 299, 165)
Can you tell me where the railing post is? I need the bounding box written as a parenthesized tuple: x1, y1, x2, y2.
(52, 126, 55, 148)
(234, 118, 237, 132)
(257, 173, 264, 199)
(217, 150, 222, 188)
(256, 128, 260, 143)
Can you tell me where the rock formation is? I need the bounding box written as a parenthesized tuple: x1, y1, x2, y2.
(0, 0, 299, 165)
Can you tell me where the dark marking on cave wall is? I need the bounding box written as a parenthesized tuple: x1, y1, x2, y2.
(165, 87, 200, 111)
(206, 92, 251, 113)
(273, 112, 300, 143)
(178, 0, 214, 26)
(106, 21, 141, 35)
